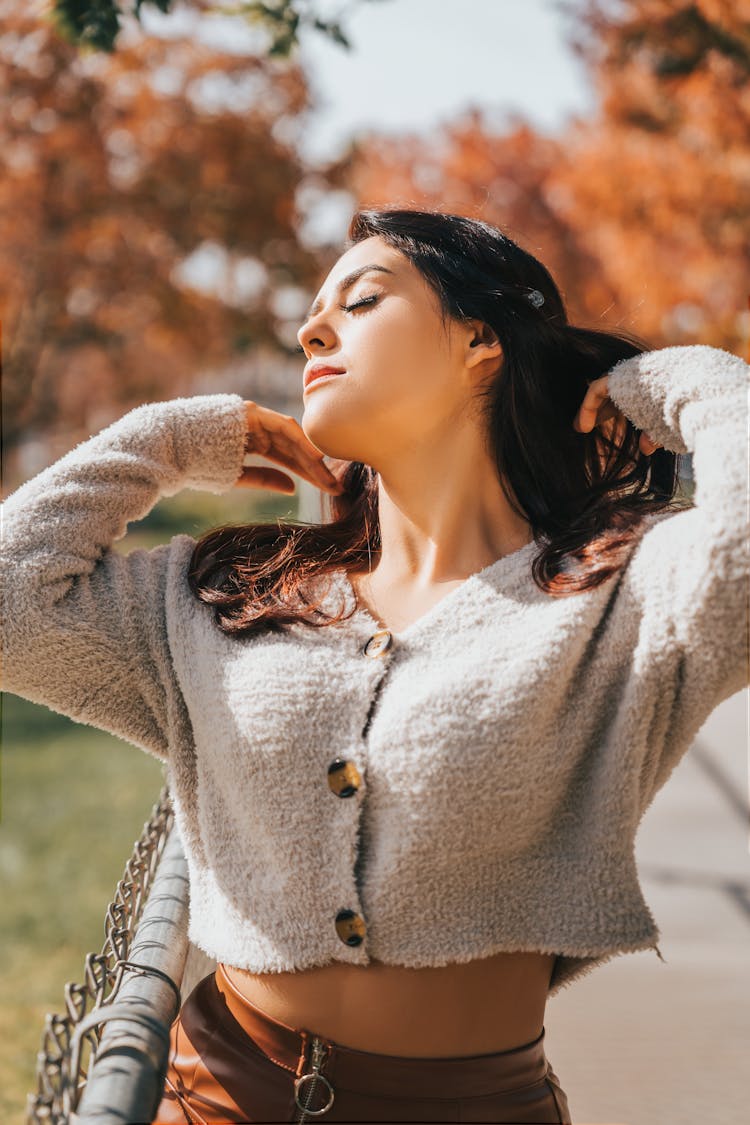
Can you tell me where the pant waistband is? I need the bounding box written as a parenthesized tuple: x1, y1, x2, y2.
(214, 963, 549, 1099)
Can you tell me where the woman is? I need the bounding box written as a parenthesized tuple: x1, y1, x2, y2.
(2, 208, 747, 1124)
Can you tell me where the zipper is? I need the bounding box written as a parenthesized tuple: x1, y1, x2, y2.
(293, 1035, 335, 1122)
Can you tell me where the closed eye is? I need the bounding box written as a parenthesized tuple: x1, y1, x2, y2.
(342, 294, 379, 313)
(296, 294, 380, 350)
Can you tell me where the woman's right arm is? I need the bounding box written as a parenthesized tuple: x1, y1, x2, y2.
(0, 394, 250, 763)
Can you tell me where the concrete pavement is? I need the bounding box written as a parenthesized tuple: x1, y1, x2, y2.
(545, 687, 750, 1125)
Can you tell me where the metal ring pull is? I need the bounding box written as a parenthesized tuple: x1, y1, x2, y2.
(293, 1069, 335, 1116)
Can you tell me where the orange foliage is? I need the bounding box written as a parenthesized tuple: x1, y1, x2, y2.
(346, 0, 750, 354)
(0, 0, 339, 472)
(3, 0, 747, 482)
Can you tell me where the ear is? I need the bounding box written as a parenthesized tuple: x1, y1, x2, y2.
(465, 318, 502, 370)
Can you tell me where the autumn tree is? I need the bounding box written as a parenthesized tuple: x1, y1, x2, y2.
(0, 0, 351, 484)
(50, 0, 380, 56)
(347, 0, 749, 353)
(342, 112, 622, 331)
(552, 0, 750, 350)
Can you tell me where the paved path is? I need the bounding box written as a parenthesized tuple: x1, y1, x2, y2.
(545, 687, 749, 1125)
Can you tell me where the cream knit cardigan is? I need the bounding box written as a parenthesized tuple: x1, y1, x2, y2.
(2, 344, 748, 996)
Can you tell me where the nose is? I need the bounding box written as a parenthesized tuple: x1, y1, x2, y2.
(297, 313, 337, 354)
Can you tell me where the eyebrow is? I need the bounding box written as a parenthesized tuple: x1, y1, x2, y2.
(304, 264, 395, 320)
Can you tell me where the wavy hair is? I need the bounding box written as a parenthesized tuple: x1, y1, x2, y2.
(188, 207, 687, 636)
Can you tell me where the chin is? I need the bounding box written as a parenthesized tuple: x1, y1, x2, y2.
(301, 415, 363, 464)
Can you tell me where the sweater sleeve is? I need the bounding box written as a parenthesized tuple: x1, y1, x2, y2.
(0, 393, 249, 763)
(605, 344, 750, 804)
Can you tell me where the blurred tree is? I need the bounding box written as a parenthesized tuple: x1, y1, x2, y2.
(0, 0, 353, 479)
(553, 0, 750, 350)
(346, 0, 749, 352)
(49, 0, 388, 56)
(342, 113, 620, 331)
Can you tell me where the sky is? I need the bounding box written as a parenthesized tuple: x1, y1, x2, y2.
(293, 0, 596, 164)
(143, 0, 595, 165)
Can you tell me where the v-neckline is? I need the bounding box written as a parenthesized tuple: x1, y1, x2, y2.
(334, 537, 538, 641)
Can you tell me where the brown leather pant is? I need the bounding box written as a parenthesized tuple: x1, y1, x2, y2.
(152, 964, 572, 1123)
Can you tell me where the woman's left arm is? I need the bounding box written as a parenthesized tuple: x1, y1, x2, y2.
(576, 344, 749, 797)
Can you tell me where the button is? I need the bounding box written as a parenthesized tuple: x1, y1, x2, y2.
(363, 629, 393, 658)
(335, 909, 366, 946)
(327, 758, 362, 797)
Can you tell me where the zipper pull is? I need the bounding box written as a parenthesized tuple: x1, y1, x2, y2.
(310, 1037, 327, 1072)
(293, 1035, 335, 1122)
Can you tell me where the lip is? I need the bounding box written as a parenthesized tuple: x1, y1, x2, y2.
(304, 364, 346, 390)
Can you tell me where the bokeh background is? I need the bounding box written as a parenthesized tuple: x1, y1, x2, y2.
(1, 1, 748, 1121)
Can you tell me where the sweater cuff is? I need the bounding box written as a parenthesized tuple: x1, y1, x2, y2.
(606, 344, 747, 455)
(122, 392, 248, 497)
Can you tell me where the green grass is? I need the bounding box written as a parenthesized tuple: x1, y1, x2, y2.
(116, 482, 304, 545)
(0, 695, 166, 1120)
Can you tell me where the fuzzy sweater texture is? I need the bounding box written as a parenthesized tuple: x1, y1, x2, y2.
(2, 344, 748, 997)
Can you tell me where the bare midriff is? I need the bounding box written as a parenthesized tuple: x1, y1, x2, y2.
(220, 950, 557, 1058)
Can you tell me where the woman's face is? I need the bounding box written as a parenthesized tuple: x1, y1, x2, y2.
(297, 235, 485, 468)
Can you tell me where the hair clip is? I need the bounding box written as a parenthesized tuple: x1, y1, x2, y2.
(526, 289, 545, 308)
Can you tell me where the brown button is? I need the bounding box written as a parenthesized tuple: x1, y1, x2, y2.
(335, 909, 366, 946)
(363, 629, 393, 658)
(327, 758, 362, 798)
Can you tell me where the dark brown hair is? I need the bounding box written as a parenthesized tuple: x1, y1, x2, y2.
(188, 207, 688, 637)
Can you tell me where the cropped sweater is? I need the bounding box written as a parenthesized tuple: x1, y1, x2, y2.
(1, 344, 748, 997)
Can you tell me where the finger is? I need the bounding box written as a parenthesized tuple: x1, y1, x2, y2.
(574, 396, 619, 434)
(247, 449, 344, 493)
(572, 376, 611, 432)
(275, 440, 345, 491)
(248, 408, 343, 491)
(235, 466, 297, 493)
(274, 417, 344, 489)
(237, 460, 343, 495)
(244, 432, 344, 492)
(639, 432, 661, 456)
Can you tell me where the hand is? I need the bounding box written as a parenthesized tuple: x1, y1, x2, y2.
(572, 374, 661, 456)
(236, 401, 345, 495)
